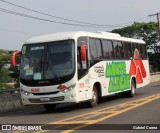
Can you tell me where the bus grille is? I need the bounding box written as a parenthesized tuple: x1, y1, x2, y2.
(32, 91, 59, 96)
(28, 96, 65, 103)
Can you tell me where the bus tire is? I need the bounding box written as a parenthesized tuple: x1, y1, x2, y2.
(43, 104, 56, 112)
(88, 86, 98, 107)
(123, 79, 136, 97)
(128, 79, 136, 97)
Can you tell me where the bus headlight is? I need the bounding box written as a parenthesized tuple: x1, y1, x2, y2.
(62, 84, 76, 93)
(21, 89, 31, 96)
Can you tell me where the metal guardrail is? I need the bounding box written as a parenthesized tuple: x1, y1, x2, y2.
(150, 72, 160, 75)
(0, 88, 20, 93)
(0, 72, 160, 93)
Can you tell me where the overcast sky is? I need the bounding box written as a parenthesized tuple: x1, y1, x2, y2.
(0, 0, 159, 50)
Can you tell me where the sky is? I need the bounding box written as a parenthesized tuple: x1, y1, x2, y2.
(0, 0, 159, 50)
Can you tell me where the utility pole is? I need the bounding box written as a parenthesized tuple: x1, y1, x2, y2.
(149, 13, 160, 40)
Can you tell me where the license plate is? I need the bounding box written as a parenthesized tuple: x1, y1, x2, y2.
(40, 97, 50, 101)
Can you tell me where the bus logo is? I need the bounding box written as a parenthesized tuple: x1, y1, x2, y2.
(31, 88, 40, 93)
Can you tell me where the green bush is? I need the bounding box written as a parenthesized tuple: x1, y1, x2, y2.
(0, 67, 12, 83)
(149, 65, 158, 73)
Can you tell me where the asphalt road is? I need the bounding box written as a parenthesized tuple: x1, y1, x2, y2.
(0, 81, 160, 133)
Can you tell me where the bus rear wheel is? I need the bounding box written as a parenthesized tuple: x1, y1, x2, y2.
(88, 86, 98, 107)
(122, 79, 136, 97)
(43, 104, 57, 112)
(129, 79, 136, 97)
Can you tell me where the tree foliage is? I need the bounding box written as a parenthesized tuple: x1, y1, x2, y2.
(0, 67, 12, 82)
(0, 49, 20, 88)
(0, 50, 10, 70)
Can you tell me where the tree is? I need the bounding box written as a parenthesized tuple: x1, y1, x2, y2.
(0, 50, 10, 70)
(0, 49, 20, 88)
(0, 50, 10, 80)
(0, 67, 12, 82)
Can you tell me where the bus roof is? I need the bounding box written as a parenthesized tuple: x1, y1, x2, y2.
(25, 31, 145, 44)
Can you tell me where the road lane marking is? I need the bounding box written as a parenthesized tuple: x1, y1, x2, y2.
(45, 93, 160, 133)
(17, 93, 160, 133)
(53, 121, 96, 124)
(50, 94, 160, 123)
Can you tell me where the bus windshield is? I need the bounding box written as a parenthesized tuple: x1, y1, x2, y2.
(20, 40, 75, 81)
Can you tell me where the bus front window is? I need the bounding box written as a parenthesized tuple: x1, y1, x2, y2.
(45, 40, 74, 79)
(20, 45, 44, 80)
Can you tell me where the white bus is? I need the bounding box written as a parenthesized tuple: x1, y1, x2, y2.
(11, 31, 150, 111)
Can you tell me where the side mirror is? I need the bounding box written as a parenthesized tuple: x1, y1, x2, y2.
(80, 45, 87, 69)
(10, 51, 21, 67)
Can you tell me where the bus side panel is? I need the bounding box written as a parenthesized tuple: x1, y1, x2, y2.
(134, 60, 150, 88)
(76, 61, 107, 102)
(76, 74, 92, 102)
(76, 59, 150, 102)
(126, 59, 150, 89)
(105, 60, 131, 95)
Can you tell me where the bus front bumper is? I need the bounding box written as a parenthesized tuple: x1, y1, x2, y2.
(21, 90, 77, 105)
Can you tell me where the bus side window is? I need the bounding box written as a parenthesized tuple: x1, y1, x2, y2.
(131, 43, 135, 58)
(118, 41, 123, 59)
(135, 43, 139, 51)
(108, 40, 114, 59)
(96, 39, 102, 59)
(113, 41, 119, 59)
(89, 38, 97, 60)
(142, 44, 147, 59)
(77, 47, 81, 69)
(102, 40, 109, 59)
(135, 43, 139, 59)
(138, 44, 143, 59)
(132, 43, 141, 59)
(123, 42, 129, 59)
(127, 42, 132, 59)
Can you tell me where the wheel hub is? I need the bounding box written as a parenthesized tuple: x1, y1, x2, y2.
(92, 91, 97, 103)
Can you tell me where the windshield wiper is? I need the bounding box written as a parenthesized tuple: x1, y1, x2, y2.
(45, 46, 61, 81)
(46, 62, 61, 81)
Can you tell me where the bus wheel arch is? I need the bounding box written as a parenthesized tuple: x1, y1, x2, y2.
(88, 82, 101, 107)
(132, 77, 136, 89)
(122, 77, 136, 97)
(130, 77, 136, 97)
(94, 82, 102, 98)
(126, 77, 136, 97)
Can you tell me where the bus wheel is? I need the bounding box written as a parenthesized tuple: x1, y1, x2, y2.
(129, 79, 136, 97)
(88, 86, 98, 107)
(43, 104, 56, 112)
(123, 79, 136, 97)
